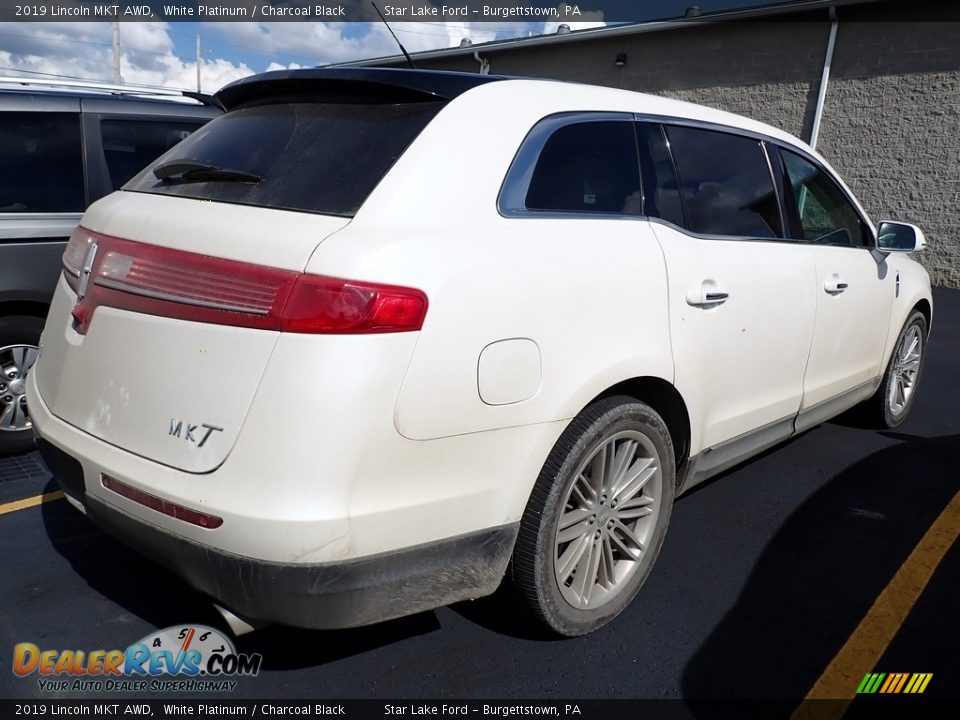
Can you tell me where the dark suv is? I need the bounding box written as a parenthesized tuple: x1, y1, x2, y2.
(0, 79, 219, 454)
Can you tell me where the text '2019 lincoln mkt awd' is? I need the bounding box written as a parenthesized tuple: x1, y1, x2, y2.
(28, 68, 932, 637)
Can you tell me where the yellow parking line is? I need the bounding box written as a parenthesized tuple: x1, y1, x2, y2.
(793, 487, 960, 719)
(0, 490, 65, 516)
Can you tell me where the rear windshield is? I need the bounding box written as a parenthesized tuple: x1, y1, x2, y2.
(125, 101, 443, 217)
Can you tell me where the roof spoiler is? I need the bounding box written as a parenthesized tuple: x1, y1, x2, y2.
(215, 68, 503, 111)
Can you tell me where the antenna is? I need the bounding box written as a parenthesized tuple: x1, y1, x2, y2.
(371, 2, 417, 69)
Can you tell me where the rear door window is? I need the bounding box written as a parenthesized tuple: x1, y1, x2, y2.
(125, 102, 443, 217)
(636, 122, 685, 227)
(0, 112, 84, 213)
(101, 118, 205, 189)
(665, 125, 783, 238)
(523, 120, 642, 214)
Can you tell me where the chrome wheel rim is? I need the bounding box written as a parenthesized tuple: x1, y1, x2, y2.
(0, 344, 38, 432)
(553, 430, 663, 610)
(888, 325, 922, 417)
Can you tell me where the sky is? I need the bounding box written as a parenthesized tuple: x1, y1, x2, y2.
(0, 1, 795, 92)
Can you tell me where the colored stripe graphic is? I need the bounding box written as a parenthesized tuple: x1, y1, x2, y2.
(856, 672, 932, 694)
(887, 673, 903, 693)
(892, 674, 909, 693)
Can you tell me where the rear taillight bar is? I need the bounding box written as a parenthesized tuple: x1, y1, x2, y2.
(63, 228, 427, 335)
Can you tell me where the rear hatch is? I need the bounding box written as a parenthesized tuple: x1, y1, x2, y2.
(34, 70, 466, 473)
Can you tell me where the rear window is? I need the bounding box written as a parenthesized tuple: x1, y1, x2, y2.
(125, 101, 443, 217)
(524, 121, 642, 214)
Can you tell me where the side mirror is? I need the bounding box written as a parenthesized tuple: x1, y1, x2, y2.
(877, 221, 926, 252)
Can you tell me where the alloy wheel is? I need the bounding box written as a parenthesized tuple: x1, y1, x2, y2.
(888, 324, 922, 417)
(0, 345, 39, 432)
(553, 430, 663, 610)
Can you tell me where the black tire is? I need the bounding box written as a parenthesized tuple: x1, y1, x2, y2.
(0, 314, 45, 456)
(864, 310, 928, 429)
(511, 396, 676, 637)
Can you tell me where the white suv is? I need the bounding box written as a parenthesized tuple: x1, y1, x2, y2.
(27, 69, 932, 637)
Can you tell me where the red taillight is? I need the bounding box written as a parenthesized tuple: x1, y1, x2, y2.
(101, 474, 223, 529)
(281, 275, 428, 334)
(65, 228, 427, 335)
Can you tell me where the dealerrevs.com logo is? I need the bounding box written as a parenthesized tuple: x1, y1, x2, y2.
(13, 625, 262, 692)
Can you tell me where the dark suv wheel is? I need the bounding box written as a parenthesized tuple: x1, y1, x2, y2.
(0, 315, 44, 455)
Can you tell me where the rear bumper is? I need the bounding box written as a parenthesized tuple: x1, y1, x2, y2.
(36, 436, 517, 629)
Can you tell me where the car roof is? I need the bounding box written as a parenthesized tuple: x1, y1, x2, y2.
(0, 79, 221, 109)
(213, 67, 806, 151)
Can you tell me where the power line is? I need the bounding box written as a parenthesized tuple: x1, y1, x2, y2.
(0, 23, 539, 73)
(0, 66, 110, 82)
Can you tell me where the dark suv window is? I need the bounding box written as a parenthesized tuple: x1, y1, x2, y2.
(524, 121, 642, 214)
(126, 102, 443, 217)
(779, 148, 869, 247)
(101, 119, 204, 190)
(665, 125, 782, 238)
(0, 112, 84, 213)
(636, 123, 685, 227)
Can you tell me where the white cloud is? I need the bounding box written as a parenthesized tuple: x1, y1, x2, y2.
(203, 21, 510, 66)
(0, 18, 607, 92)
(0, 21, 253, 91)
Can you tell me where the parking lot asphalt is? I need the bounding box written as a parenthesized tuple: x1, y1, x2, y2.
(1, 287, 958, 704)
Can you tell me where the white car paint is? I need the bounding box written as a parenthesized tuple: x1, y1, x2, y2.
(27, 73, 933, 629)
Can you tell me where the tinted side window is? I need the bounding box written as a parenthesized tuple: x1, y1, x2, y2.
(101, 119, 205, 190)
(636, 123, 685, 227)
(525, 121, 642, 214)
(780, 149, 868, 247)
(127, 102, 443, 217)
(665, 126, 782, 238)
(0, 112, 84, 213)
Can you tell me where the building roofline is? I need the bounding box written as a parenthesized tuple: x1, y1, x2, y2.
(330, 0, 880, 68)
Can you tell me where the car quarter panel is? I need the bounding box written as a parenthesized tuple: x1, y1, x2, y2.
(298, 82, 677, 441)
(0, 239, 71, 304)
(879, 253, 934, 367)
(384, 218, 672, 440)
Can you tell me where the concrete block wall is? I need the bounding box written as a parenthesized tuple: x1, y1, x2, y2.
(402, 7, 960, 286)
(820, 20, 960, 287)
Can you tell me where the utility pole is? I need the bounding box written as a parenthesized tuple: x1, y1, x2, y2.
(112, 20, 122, 84)
(195, 33, 201, 92)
